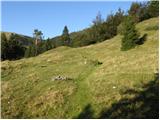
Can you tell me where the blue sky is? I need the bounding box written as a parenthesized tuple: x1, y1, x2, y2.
(2, 1, 133, 39)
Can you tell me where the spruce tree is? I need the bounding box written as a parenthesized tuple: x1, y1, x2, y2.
(61, 26, 71, 46)
(121, 16, 139, 51)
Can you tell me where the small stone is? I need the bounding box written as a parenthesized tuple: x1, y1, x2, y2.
(113, 86, 116, 89)
(52, 75, 72, 81)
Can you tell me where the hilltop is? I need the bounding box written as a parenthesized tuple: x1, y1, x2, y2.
(1, 18, 159, 118)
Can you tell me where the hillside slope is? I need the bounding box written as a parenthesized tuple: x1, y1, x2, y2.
(1, 18, 159, 118)
(1, 32, 33, 46)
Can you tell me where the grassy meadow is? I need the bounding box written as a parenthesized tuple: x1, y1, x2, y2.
(1, 17, 159, 118)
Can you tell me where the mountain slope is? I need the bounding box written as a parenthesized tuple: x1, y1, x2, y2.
(1, 31, 34, 46)
(1, 17, 158, 118)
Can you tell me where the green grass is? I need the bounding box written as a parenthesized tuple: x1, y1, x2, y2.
(1, 17, 159, 118)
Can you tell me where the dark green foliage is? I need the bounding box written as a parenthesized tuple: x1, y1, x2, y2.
(80, 10, 124, 46)
(89, 12, 104, 42)
(49, 1, 158, 49)
(138, 2, 151, 22)
(1, 33, 25, 60)
(71, 31, 89, 47)
(50, 9, 124, 48)
(61, 26, 71, 46)
(45, 38, 53, 50)
(24, 44, 37, 58)
(24, 46, 31, 58)
(148, 1, 159, 18)
(25, 29, 55, 58)
(70, 29, 96, 47)
(1, 33, 8, 60)
(24, 45, 36, 58)
(121, 16, 140, 51)
(95, 9, 124, 42)
(12, 34, 33, 46)
(128, 2, 151, 22)
(96, 10, 124, 42)
(37, 39, 54, 54)
(128, 1, 159, 23)
(104, 10, 124, 38)
(24, 39, 55, 58)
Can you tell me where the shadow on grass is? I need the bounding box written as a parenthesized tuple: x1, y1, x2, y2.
(75, 73, 159, 119)
(99, 73, 159, 119)
(136, 33, 147, 45)
(75, 104, 94, 119)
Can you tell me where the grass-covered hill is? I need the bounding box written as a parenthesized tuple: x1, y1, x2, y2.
(1, 31, 33, 46)
(1, 18, 159, 118)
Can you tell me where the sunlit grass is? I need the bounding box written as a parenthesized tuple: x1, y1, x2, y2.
(1, 17, 158, 118)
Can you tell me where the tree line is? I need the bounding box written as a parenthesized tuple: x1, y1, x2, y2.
(1, 1, 159, 60)
(51, 1, 158, 47)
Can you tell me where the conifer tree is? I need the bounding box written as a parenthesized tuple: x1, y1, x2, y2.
(61, 26, 71, 46)
(121, 16, 140, 51)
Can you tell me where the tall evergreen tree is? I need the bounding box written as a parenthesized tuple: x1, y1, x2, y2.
(121, 16, 140, 51)
(61, 26, 71, 46)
